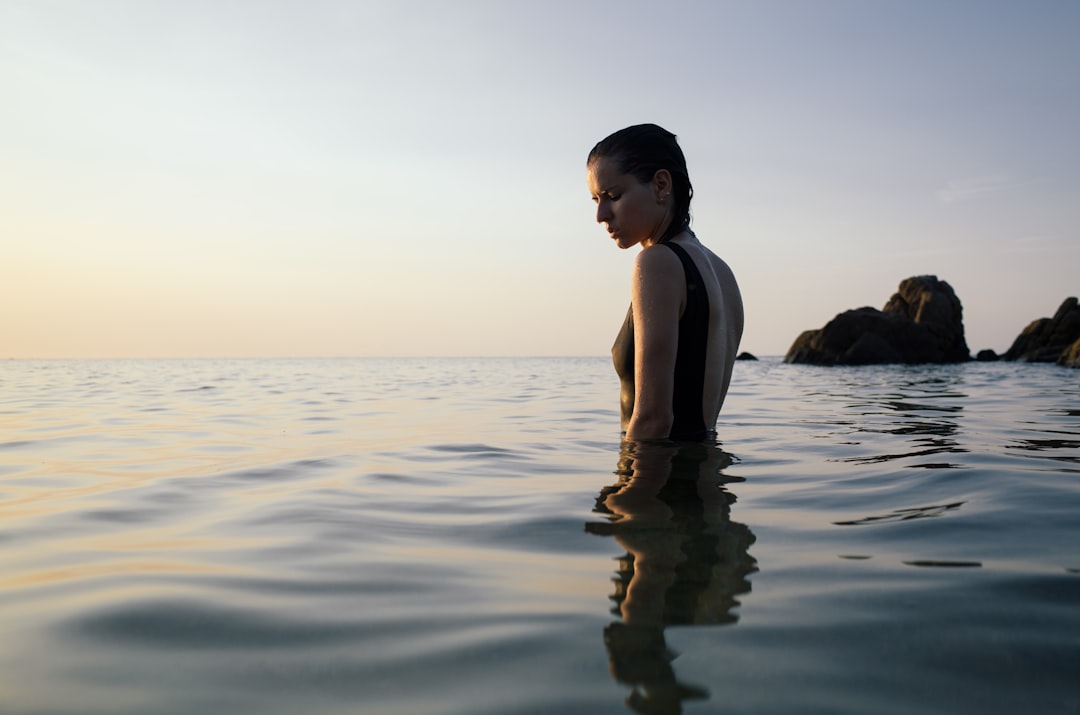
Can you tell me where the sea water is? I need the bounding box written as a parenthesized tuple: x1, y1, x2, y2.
(1, 357, 1078, 714)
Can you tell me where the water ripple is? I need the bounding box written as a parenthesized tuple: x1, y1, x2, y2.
(1, 358, 1077, 714)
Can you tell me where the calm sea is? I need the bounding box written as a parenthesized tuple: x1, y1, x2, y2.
(1, 357, 1078, 714)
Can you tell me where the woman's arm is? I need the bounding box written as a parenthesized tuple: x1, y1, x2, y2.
(625, 246, 684, 441)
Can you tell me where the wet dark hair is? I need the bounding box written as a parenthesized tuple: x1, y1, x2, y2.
(588, 123, 693, 243)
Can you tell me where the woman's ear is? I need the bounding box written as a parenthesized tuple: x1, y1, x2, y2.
(651, 169, 672, 201)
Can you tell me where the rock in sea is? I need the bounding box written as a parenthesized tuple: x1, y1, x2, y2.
(1059, 337, 1080, 368)
(1002, 297, 1080, 365)
(784, 275, 970, 366)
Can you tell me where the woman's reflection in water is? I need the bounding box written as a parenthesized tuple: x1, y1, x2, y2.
(586, 439, 757, 715)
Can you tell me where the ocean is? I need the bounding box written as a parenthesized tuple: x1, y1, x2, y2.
(1, 357, 1078, 714)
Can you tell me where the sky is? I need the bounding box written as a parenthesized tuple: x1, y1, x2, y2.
(3, 0, 1078, 358)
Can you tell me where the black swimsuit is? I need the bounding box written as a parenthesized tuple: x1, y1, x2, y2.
(612, 241, 712, 441)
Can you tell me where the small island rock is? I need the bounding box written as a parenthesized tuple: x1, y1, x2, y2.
(975, 349, 1000, 362)
(736, 352, 758, 361)
(1003, 297, 1080, 363)
(785, 276, 970, 366)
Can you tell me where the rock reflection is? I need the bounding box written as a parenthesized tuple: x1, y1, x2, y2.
(839, 381, 970, 467)
(586, 440, 756, 714)
(1007, 436, 1080, 456)
(834, 501, 965, 525)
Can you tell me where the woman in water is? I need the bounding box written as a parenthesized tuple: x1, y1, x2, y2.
(587, 124, 743, 441)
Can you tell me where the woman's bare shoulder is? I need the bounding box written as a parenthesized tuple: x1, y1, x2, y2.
(634, 242, 683, 267)
(632, 243, 684, 283)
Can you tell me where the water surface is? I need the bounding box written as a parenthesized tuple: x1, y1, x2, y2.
(1, 358, 1078, 714)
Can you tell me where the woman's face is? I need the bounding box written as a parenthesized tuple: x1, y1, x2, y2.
(587, 156, 667, 250)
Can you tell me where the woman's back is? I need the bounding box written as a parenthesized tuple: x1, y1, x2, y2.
(611, 234, 743, 439)
(669, 236, 743, 433)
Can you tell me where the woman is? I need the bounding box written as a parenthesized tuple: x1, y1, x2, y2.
(587, 124, 743, 441)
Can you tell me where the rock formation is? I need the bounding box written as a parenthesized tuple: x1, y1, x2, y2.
(785, 276, 970, 366)
(1059, 338, 1080, 368)
(1003, 297, 1080, 364)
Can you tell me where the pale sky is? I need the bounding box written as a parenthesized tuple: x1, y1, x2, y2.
(3, 0, 1078, 358)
